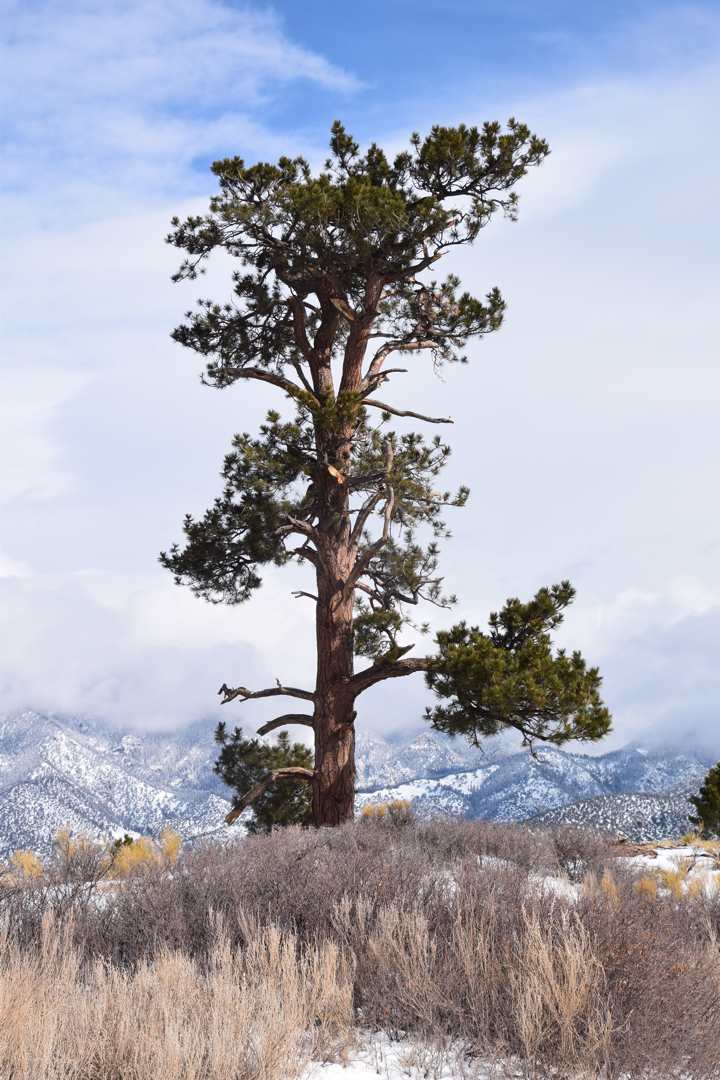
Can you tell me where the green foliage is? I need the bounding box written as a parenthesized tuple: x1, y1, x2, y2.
(168, 121, 547, 378)
(214, 724, 314, 832)
(112, 833, 135, 851)
(162, 397, 467, 656)
(425, 582, 611, 750)
(689, 762, 720, 838)
(162, 119, 548, 653)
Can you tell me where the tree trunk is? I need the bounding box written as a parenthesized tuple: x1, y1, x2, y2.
(311, 538, 357, 826)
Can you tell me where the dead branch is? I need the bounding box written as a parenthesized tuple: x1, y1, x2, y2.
(348, 489, 385, 549)
(343, 441, 394, 600)
(218, 681, 315, 705)
(255, 713, 315, 736)
(225, 767, 315, 824)
(363, 399, 453, 424)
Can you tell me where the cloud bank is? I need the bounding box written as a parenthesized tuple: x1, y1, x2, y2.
(1, 3, 719, 753)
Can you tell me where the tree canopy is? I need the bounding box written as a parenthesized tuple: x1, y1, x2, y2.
(425, 582, 611, 749)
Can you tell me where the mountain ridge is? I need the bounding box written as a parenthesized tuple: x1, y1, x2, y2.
(0, 711, 714, 856)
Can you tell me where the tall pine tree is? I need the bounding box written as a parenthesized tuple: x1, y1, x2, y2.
(161, 121, 611, 827)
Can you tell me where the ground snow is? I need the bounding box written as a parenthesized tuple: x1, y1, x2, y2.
(307, 1034, 508, 1079)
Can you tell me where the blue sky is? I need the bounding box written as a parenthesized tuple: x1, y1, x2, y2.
(1, 0, 719, 750)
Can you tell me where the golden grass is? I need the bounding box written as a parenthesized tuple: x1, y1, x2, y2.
(2, 820, 719, 1077)
(360, 799, 414, 825)
(0, 913, 354, 1080)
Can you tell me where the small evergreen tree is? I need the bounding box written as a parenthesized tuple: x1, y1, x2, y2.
(215, 724, 314, 829)
(688, 762, 720, 838)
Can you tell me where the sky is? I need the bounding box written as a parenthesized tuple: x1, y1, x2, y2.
(1, 0, 719, 752)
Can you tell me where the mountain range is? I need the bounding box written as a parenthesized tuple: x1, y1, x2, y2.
(0, 710, 714, 858)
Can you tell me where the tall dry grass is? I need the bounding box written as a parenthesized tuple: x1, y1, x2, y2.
(2, 818, 719, 1078)
(0, 911, 353, 1080)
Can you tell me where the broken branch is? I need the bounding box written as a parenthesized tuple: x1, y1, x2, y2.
(225, 767, 315, 825)
(218, 682, 315, 704)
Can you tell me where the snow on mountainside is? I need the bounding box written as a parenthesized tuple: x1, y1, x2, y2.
(354, 736, 715, 836)
(0, 711, 715, 856)
(527, 790, 702, 843)
(0, 711, 233, 860)
(355, 730, 489, 790)
(526, 770, 710, 842)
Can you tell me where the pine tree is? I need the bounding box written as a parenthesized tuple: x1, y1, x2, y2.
(688, 762, 720, 838)
(161, 120, 610, 827)
(214, 725, 314, 830)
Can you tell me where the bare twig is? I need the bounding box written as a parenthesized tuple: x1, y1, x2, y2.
(363, 399, 453, 424)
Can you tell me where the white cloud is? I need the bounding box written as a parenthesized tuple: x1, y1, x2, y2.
(1, 0, 359, 221)
(0, 562, 317, 731)
(1, 5, 719, 748)
(0, 551, 33, 579)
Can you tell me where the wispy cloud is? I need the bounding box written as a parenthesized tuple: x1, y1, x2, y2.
(1, 0, 360, 219)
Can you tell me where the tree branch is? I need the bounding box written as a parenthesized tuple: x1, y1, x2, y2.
(343, 442, 394, 600)
(286, 516, 322, 545)
(225, 767, 315, 824)
(348, 656, 429, 696)
(363, 399, 453, 424)
(255, 713, 315, 736)
(218, 681, 315, 704)
(348, 489, 385, 549)
(213, 367, 302, 394)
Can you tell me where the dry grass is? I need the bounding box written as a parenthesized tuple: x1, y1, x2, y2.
(2, 818, 719, 1078)
(0, 912, 353, 1080)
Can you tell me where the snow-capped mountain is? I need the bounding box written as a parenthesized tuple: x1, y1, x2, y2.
(526, 790, 702, 843)
(354, 729, 490, 790)
(0, 711, 233, 860)
(0, 711, 714, 856)
(354, 735, 715, 839)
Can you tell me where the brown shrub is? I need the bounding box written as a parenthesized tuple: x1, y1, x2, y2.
(0, 912, 353, 1080)
(1, 817, 718, 1077)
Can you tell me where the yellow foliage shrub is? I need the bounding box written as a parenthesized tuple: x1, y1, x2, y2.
(9, 850, 44, 880)
(656, 869, 683, 898)
(599, 870, 618, 907)
(110, 828, 182, 877)
(157, 826, 181, 862)
(360, 800, 414, 825)
(111, 836, 156, 876)
(635, 876, 657, 903)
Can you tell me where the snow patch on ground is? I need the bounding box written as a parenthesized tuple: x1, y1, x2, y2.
(306, 1033, 508, 1079)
